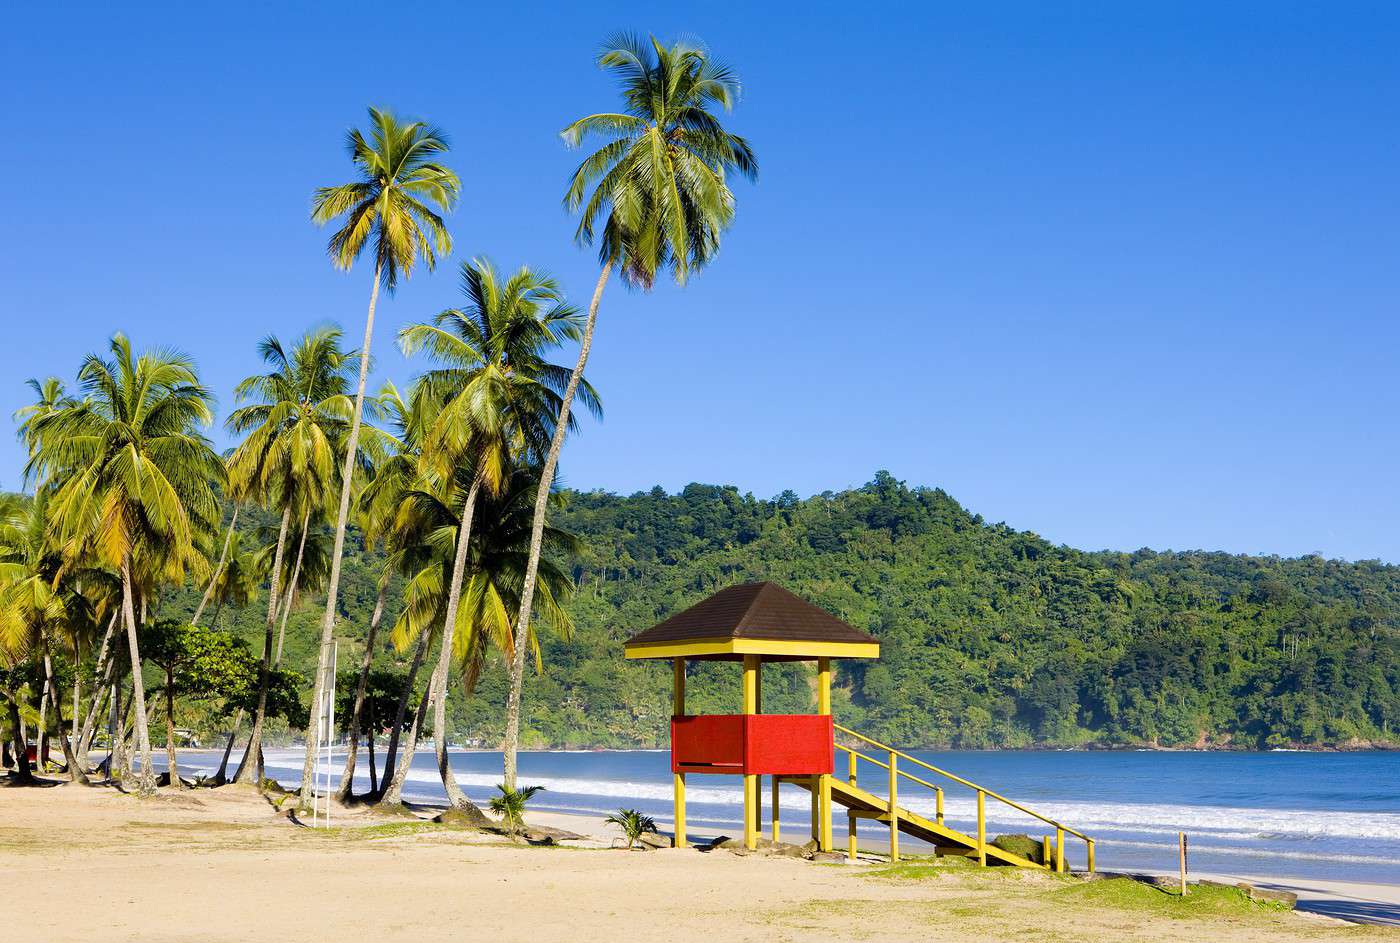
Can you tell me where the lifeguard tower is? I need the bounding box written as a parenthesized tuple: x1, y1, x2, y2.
(626, 581, 1097, 870)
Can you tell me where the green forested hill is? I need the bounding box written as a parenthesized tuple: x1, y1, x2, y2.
(195, 472, 1400, 751)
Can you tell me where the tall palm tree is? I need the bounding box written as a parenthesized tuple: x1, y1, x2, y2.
(27, 335, 223, 792)
(501, 34, 758, 786)
(395, 258, 593, 808)
(303, 107, 460, 805)
(226, 327, 354, 785)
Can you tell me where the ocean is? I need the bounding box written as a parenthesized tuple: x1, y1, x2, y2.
(213, 747, 1399, 883)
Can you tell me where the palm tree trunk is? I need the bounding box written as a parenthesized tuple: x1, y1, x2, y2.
(214, 708, 243, 784)
(70, 637, 81, 760)
(42, 637, 89, 784)
(163, 667, 182, 789)
(381, 667, 431, 807)
(36, 688, 48, 771)
(303, 257, 383, 808)
(192, 505, 240, 626)
(336, 583, 386, 800)
(366, 731, 377, 794)
(378, 630, 428, 799)
(119, 559, 155, 793)
(5, 698, 34, 784)
(107, 680, 123, 779)
(234, 503, 291, 785)
(502, 261, 611, 788)
(431, 474, 485, 812)
(275, 510, 311, 666)
(77, 612, 119, 759)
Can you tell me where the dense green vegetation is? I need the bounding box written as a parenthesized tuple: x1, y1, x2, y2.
(199, 470, 1399, 752)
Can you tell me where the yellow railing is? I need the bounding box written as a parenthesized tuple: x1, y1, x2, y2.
(833, 723, 1095, 872)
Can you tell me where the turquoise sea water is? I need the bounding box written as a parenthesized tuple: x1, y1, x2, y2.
(222, 747, 1399, 883)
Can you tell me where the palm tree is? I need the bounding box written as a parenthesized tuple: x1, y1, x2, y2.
(501, 34, 758, 786)
(226, 327, 354, 785)
(489, 783, 544, 840)
(379, 465, 577, 807)
(303, 107, 460, 806)
(335, 383, 420, 800)
(191, 500, 241, 627)
(27, 335, 223, 792)
(204, 533, 257, 629)
(395, 258, 593, 809)
(604, 808, 659, 849)
(0, 494, 95, 784)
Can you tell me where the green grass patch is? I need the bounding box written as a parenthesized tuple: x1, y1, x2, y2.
(1056, 878, 1290, 919)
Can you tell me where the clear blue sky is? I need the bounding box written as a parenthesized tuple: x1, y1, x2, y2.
(3, 2, 1397, 561)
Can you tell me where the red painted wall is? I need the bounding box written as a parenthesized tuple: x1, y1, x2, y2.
(671, 714, 834, 776)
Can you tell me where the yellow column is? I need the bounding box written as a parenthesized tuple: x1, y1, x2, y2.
(742, 655, 759, 850)
(673, 658, 686, 848)
(1087, 839, 1096, 874)
(976, 790, 987, 866)
(888, 752, 900, 862)
(846, 749, 858, 860)
(817, 657, 833, 851)
(771, 776, 780, 843)
(1056, 827, 1066, 873)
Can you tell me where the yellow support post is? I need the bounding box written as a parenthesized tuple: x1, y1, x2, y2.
(1042, 835, 1051, 869)
(742, 655, 758, 851)
(673, 658, 686, 848)
(817, 656, 833, 852)
(1087, 839, 1096, 874)
(976, 790, 987, 867)
(810, 774, 820, 843)
(845, 750, 858, 859)
(935, 787, 944, 826)
(771, 775, 780, 843)
(1056, 827, 1066, 873)
(888, 752, 899, 862)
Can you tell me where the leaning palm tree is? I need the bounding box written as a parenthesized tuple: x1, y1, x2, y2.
(501, 34, 758, 786)
(27, 334, 224, 792)
(394, 257, 593, 810)
(225, 327, 354, 785)
(303, 107, 460, 805)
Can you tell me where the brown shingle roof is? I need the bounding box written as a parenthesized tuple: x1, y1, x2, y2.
(625, 582, 878, 648)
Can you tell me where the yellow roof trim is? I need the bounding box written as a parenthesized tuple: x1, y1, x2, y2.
(624, 637, 880, 660)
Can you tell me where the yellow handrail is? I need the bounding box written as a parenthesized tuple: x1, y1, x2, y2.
(834, 723, 1091, 841)
(833, 723, 1094, 872)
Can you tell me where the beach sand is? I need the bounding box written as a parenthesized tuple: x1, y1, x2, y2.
(2, 778, 1396, 942)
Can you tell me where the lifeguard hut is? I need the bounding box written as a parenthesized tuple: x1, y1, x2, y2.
(624, 581, 879, 851)
(626, 581, 1098, 870)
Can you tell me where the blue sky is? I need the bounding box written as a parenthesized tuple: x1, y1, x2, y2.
(3, 2, 1397, 561)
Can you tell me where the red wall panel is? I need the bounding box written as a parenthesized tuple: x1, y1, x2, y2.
(671, 714, 833, 776)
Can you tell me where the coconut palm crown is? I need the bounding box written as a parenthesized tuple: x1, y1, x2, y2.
(312, 107, 460, 290)
(561, 33, 758, 287)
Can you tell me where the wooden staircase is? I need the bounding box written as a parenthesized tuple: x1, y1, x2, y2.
(785, 724, 1095, 872)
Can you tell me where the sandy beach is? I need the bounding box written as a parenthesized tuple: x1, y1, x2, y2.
(3, 778, 1396, 943)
